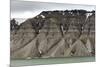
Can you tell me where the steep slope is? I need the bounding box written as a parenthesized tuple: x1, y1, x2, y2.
(10, 10, 95, 59)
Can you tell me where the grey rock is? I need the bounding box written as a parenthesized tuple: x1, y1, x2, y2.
(10, 10, 95, 59)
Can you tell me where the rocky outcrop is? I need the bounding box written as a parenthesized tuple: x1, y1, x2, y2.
(10, 10, 95, 59)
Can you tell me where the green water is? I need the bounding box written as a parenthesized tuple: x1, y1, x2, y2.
(11, 56, 95, 67)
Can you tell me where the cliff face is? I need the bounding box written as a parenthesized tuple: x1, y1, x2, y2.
(10, 10, 95, 59)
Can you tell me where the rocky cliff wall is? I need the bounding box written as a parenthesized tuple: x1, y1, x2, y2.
(10, 10, 95, 59)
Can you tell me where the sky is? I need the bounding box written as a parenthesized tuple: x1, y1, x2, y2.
(11, 0, 95, 23)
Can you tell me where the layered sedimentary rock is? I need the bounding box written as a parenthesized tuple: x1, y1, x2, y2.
(10, 10, 95, 59)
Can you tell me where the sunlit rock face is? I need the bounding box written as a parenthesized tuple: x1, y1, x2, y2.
(10, 10, 95, 59)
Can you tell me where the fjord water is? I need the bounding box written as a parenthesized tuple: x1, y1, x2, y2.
(11, 56, 95, 66)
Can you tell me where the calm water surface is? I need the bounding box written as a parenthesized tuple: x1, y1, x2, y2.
(11, 56, 95, 67)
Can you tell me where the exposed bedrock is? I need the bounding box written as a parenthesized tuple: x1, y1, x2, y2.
(10, 10, 95, 59)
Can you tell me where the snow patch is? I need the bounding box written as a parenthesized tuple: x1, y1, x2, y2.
(62, 12, 65, 15)
(40, 15, 45, 18)
(86, 13, 92, 19)
(39, 50, 42, 54)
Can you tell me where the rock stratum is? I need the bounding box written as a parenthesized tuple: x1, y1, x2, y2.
(10, 10, 95, 59)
